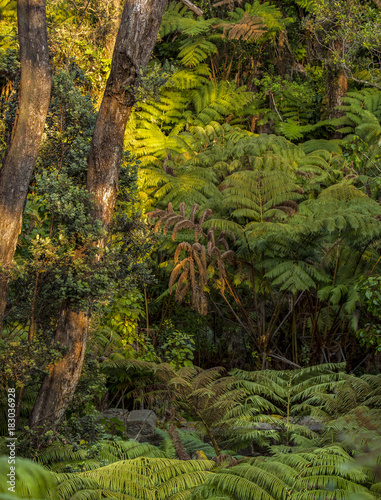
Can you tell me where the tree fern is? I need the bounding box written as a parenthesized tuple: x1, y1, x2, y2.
(333, 89, 381, 144)
(37, 439, 169, 474)
(194, 446, 372, 500)
(226, 1, 292, 43)
(179, 37, 219, 67)
(224, 364, 351, 451)
(57, 456, 215, 500)
(191, 82, 254, 128)
(217, 12, 267, 43)
(222, 169, 303, 224)
(160, 3, 218, 39)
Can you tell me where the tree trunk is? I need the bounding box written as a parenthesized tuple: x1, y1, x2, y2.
(0, 0, 52, 332)
(28, 302, 89, 428)
(103, 0, 123, 59)
(327, 66, 348, 120)
(29, 0, 168, 431)
(87, 0, 168, 229)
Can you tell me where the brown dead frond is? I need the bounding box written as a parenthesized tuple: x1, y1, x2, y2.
(169, 260, 189, 290)
(217, 12, 267, 42)
(174, 242, 192, 264)
(221, 250, 235, 264)
(163, 214, 184, 234)
(172, 219, 194, 240)
(153, 203, 237, 316)
(199, 208, 213, 225)
(275, 200, 299, 217)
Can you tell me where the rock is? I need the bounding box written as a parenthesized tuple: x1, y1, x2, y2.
(101, 408, 128, 435)
(254, 422, 281, 431)
(296, 416, 324, 433)
(126, 410, 159, 444)
(100, 409, 160, 444)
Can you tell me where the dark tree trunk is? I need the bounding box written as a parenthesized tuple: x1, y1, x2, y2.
(0, 0, 52, 332)
(327, 66, 348, 120)
(275, 30, 293, 78)
(29, 0, 168, 431)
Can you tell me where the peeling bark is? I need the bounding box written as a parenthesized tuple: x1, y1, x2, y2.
(29, 0, 168, 431)
(0, 0, 52, 332)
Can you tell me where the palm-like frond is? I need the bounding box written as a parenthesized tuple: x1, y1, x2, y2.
(195, 446, 371, 500)
(56, 457, 215, 500)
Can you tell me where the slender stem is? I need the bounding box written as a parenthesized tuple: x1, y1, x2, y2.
(144, 286, 149, 331)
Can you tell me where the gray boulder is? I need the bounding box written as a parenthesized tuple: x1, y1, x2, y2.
(101, 408, 128, 435)
(296, 416, 324, 433)
(126, 410, 159, 444)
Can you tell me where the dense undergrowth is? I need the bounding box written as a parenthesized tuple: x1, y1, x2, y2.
(1, 0, 381, 497)
(2, 363, 381, 499)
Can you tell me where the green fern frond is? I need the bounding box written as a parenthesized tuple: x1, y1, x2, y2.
(178, 37, 218, 67)
(57, 457, 216, 500)
(0, 456, 57, 499)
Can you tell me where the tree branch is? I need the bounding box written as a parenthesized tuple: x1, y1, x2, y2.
(348, 75, 381, 91)
(180, 0, 203, 16)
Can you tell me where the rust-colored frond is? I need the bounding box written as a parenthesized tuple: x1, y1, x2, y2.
(200, 292, 208, 316)
(167, 202, 174, 213)
(179, 202, 186, 217)
(207, 228, 216, 247)
(217, 230, 235, 244)
(172, 220, 194, 241)
(210, 246, 222, 259)
(194, 225, 203, 244)
(175, 269, 189, 300)
(276, 200, 299, 217)
(221, 250, 235, 264)
(219, 12, 267, 42)
(193, 250, 207, 288)
(218, 260, 226, 296)
(345, 173, 359, 180)
(163, 214, 184, 234)
(168, 424, 191, 460)
(199, 208, 213, 225)
(192, 242, 203, 253)
(154, 219, 163, 233)
(177, 281, 190, 302)
(189, 257, 196, 293)
(146, 208, 167, 219)
(190, 203, 200, 223)
(169, 260, 189, 290)
(201, 245, 207, 271)
(216, 235, 229, 251)
(174, 242, 192, 263)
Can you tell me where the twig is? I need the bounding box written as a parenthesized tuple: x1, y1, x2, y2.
(180, 0, 203, 15)
(268, 353, 301, 368)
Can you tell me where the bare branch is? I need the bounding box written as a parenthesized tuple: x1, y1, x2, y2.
(180, 0, 203, 16)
